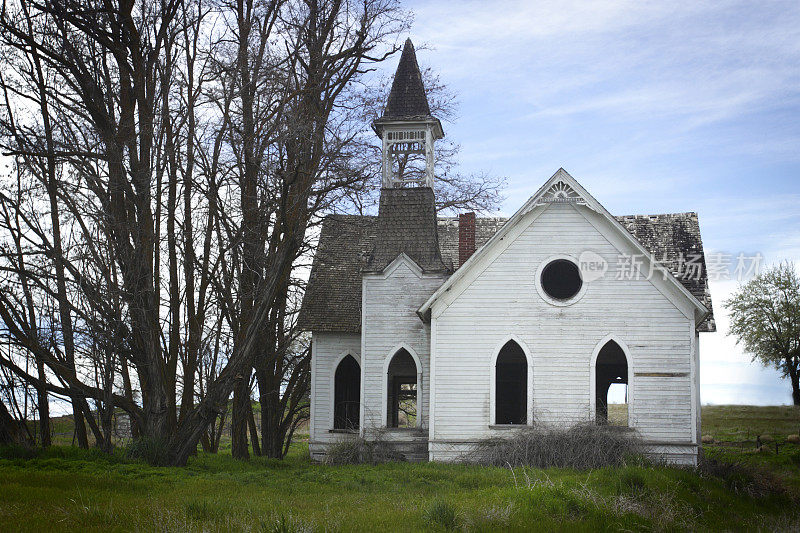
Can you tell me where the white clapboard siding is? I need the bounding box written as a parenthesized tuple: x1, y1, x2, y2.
(309, 331, 361, 448)
(361, 257, 448, 431)
(432, 202, 695, 445)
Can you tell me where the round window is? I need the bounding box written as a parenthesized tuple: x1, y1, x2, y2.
(540, 259, 583, 300)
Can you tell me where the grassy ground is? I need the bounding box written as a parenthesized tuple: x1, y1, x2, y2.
(702, 405, 800, 442)
(701, 404, 800, 493)
(0, 406, 798, 532)
(607, 403, 628, 426)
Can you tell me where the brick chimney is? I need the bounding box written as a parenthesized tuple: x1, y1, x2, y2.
(458, 212, 476, 267)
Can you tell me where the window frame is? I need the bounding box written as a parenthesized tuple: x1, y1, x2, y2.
(381, 344, 423, 429)
(329, 352, 361, 432)
(489, 336, 534, 427)
(535, 254, 587, 307)
(589, 335, 635, 428)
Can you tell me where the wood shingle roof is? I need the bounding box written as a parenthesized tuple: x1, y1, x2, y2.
(365, 187, 447, 272)
(381, 39, 431, 120)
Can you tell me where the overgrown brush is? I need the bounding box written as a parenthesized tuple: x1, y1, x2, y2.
(324, 433, 402, 465)
(422, 499, 460, 530)
(125, 436, 170, 466)
(0, 444, 38, 460)
(464, 423, 645, 469)
(697, 455, 789, 499)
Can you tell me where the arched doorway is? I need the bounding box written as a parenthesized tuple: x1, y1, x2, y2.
(386, 348, 418, 428)
(333, 355, 360, 430)
(594, 340, 629, 426)
(495, 340, 528, 425)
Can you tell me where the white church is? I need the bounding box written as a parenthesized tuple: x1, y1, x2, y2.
(299, 40, 715, 465)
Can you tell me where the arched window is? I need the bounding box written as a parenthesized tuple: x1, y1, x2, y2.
(495, 340, 528, 424)
(386, 349, 418, 428)
(333, 355, 360, 430)
(594, 340, 628, 426)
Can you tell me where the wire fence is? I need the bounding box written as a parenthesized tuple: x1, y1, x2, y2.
(706, 438, 796, 454)
(45, 409, 310, 447)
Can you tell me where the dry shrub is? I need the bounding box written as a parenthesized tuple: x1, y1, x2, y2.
(465, 423, 645, 469)
(747, 510, 800, 532)
(701, 434, 714, 444)
(571, 483, 698, 530)
(325, 434, 402, 465)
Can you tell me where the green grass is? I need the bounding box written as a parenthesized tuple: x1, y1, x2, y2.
(701, 405, 800, 492)
(1, 406, 799, 532)
(702, 405, 800, 442)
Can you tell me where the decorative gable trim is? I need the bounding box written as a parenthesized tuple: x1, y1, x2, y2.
(366, 252, 424, 279)
(535, 179, 587, 207)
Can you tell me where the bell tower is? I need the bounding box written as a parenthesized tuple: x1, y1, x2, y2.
(373, 39, 444, 189)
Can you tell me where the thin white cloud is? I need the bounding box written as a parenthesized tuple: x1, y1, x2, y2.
(407, 0, 800, 155)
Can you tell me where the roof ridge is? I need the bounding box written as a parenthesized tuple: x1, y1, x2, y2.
(326, 213, 377, 220)
(618, 212, 698, 218)
(323, 212, 700, 221)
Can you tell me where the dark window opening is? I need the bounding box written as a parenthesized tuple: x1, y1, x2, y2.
(595, 340, 628, 426)
(495, 341, 528, 424)
(333, 355, 360, 430)
(387, 349, 418, 428)
(541, 259, 583, 300)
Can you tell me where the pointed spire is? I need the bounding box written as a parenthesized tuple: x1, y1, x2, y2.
(381, 39, 432, 119)
(373, 38, 443, 187)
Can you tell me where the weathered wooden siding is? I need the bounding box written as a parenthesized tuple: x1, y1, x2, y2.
(431, 203, 696, 458)
(361, 259, 447, 432)
(309, 331, 361, 457)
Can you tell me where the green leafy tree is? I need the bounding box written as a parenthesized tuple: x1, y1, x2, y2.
(725, 262, 800, 405)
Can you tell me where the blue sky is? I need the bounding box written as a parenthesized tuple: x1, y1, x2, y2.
(395, 0, 800, 405)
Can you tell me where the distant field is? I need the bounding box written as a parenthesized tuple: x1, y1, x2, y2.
(0, 405, 798, 532)
(700, 405, 800, 492)
(32, 405, 311, 450)
(607, 403, 628, 426)
(702, 404, 800, 442)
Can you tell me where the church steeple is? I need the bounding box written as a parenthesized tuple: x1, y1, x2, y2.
(373, 39, 444, 189)
(382, 38, 432, 119)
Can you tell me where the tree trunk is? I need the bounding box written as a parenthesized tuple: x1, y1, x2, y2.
(213, 410, 227, 453)
(259, 388, 284, 458)
(120, 361, 139, 439)
(35, 359, 50, 447)
(788, 362, 800, 406)
(247, 402, 261, 456)
(231, 376, 250, 460)
(0, 401, 30, 447)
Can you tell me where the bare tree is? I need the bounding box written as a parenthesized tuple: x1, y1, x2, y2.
(0, 0, 504, 465)
(0, 0, 221, 461)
